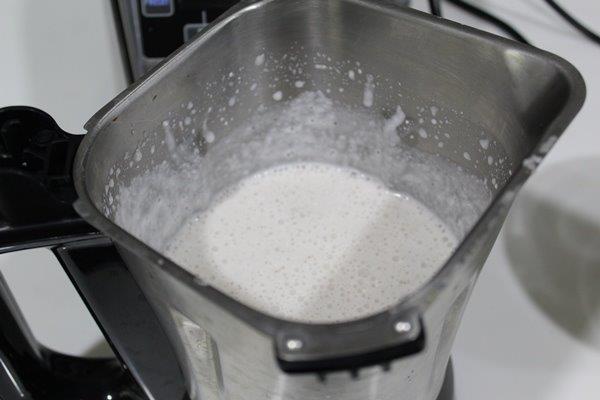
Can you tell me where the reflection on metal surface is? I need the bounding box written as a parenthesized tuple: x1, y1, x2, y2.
(506, 157, 600, 350)
(0, 352, 26, 398)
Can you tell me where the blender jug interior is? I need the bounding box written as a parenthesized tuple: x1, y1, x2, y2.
(73, 0, 585, 399)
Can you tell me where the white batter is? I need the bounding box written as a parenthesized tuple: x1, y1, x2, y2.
(165, 162, 457, 323)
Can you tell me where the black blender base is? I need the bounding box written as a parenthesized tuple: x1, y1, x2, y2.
(436, 359, 455, 400)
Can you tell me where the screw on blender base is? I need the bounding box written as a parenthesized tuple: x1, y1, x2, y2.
(285, 338, 304, 351)
(394, 321, 412, 333)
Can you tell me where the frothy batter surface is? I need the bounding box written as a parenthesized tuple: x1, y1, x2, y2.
(165, 162, 457, 323)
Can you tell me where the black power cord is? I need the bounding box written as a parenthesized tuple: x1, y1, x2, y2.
(430, 0, 600, 48)
(543, 0, 600, 45)
(443, 0, 530, 44)
(429, 0, 442, 17)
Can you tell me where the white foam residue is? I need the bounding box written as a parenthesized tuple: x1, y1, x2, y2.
(479, 139, 490, 150)
(418, 127, 428, 139)
(164, 123, 176, 151)
(523, 154, 543, 171)
(228, 96, 236, 107)
(383, 106, 406, 139)
(273, 91, 283, 101)
(430, 106, 438, 116)
(255, 53, 265, 66)
(348, 70, 355, 80)
(205, 131, 215, 143)
(363, 74, 375, 108)
(487, 155, 494, 165)
(539, 135, 558, 154)
(134, 149, 142, 162)
(187, 102, 193, 110)
(294, 81, 305, 88)
(202, 118, 215, 143)
(315, 64, 328, 70)
(184, 116, 192, 126)
(463, 152, 471, 161)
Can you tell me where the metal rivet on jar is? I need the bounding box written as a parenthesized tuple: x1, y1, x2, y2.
(394, 321, 412, 333)
(286, 338, 304, 351)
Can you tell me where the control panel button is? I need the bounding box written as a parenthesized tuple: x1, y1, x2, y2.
(183, 23, 208, 42)
(140, 0, 174, 18)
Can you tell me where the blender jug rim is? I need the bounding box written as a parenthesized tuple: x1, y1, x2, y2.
(72, 0, 586, 373)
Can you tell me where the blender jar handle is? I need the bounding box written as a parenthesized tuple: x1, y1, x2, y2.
(0, 107, 185, 400)
(0, 106, 98, 253)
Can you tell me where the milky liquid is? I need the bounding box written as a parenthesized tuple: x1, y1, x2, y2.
(165, 162, 457, 323)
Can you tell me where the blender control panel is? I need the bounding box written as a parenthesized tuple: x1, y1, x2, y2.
(114, 0, 239, 80)
(139, 0, 239, 58)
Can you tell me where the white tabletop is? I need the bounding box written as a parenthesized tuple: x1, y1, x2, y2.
(410, 1, 600, 399)
(1, 0, 599, 398)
